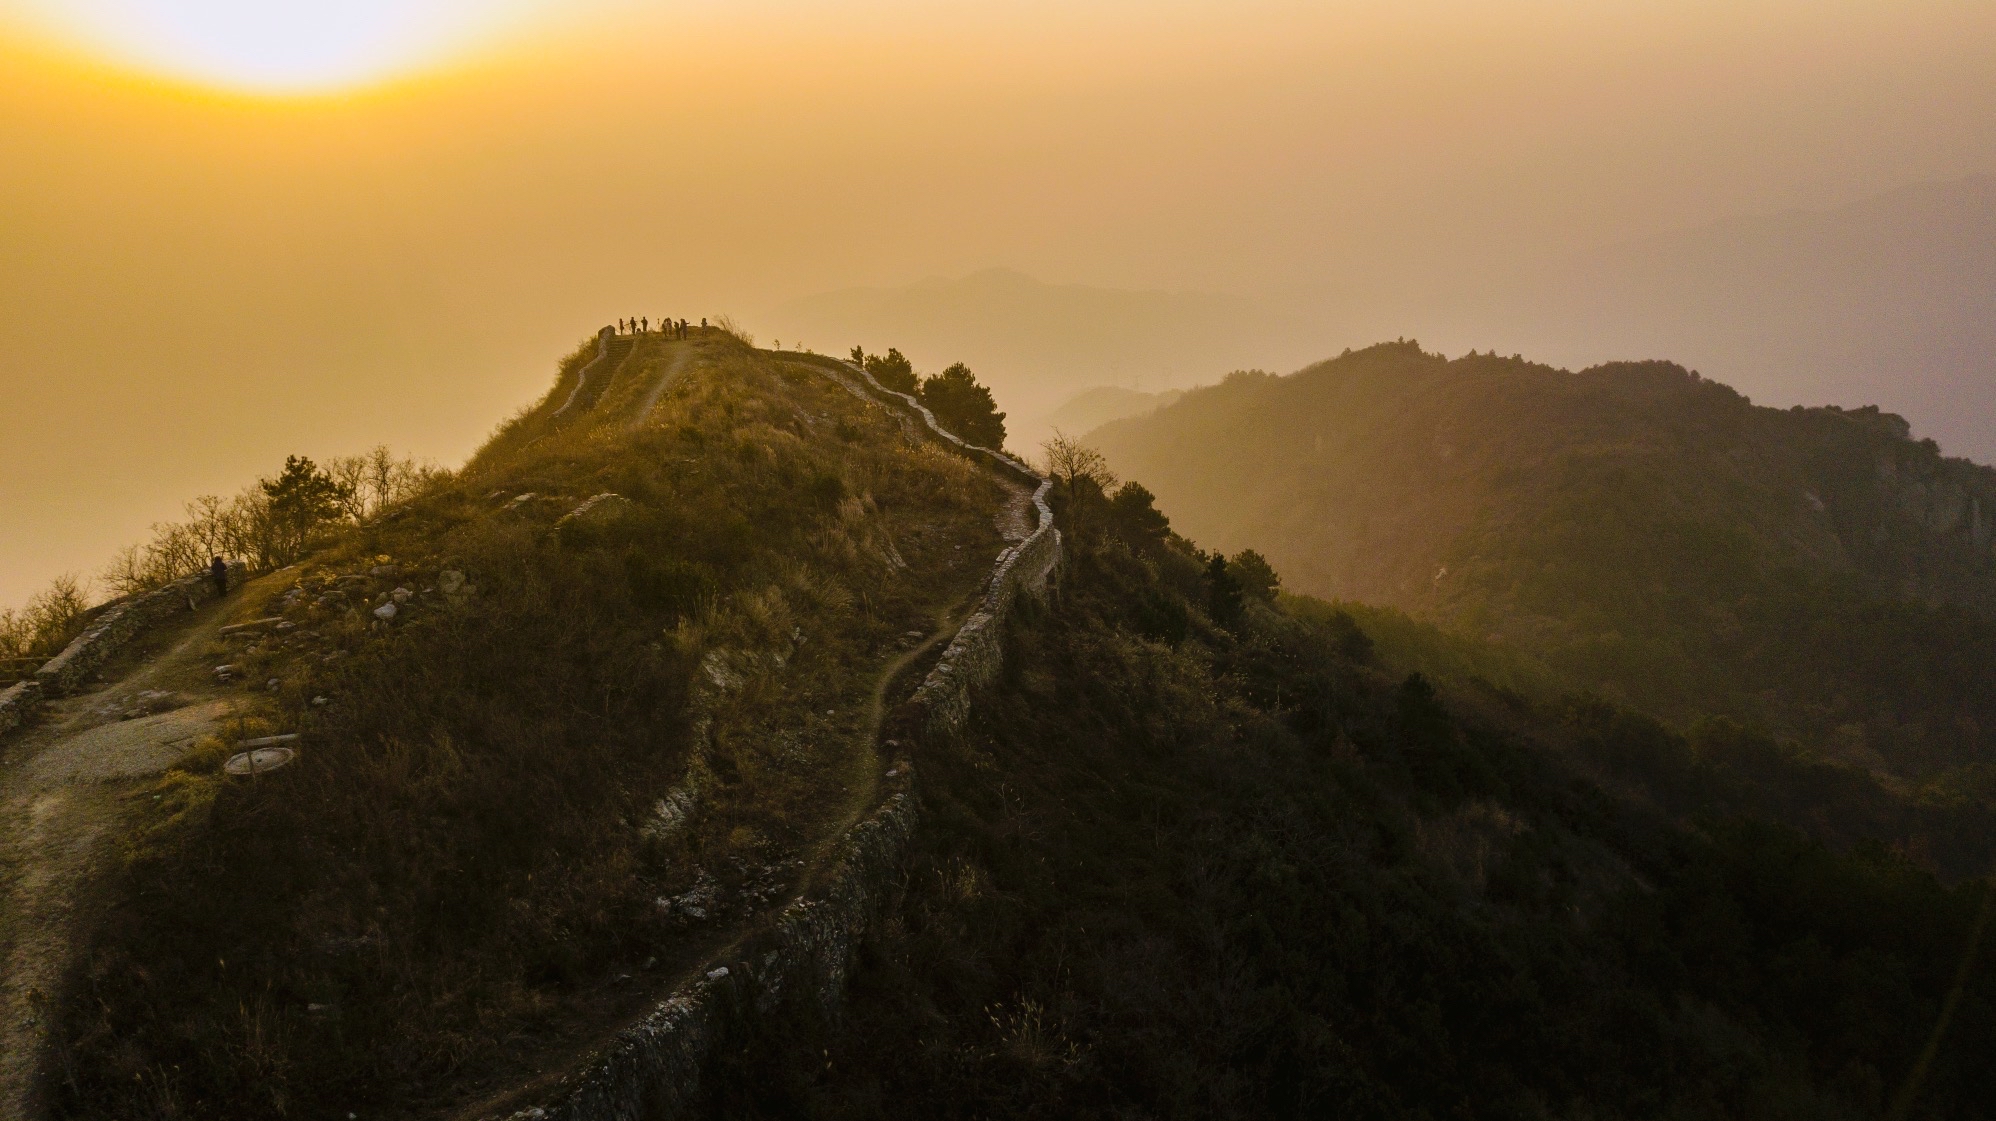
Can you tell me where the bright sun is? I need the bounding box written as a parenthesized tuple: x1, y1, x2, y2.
(9, 0, 542, 93)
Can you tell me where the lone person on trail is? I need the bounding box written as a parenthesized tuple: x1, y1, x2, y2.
(210, 556, 229, 599)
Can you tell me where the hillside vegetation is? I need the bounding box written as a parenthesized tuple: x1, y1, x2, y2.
(51, 330, 1014, 1118)
(25, 326, 1996, 1121)
(695, 465, 1996, 1120)
(1088, 343, 1996, 789)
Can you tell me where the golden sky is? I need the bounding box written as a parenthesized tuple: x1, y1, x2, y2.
(2, 1, 1994, 603)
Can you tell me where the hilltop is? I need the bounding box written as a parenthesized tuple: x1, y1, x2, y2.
(1086, 343, 1996, 859)
(11, 326, 1035, 1118)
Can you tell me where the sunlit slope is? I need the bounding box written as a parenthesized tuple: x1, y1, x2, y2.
(1088, 342, 1996, 775)
(54, 330, 1015, 1118)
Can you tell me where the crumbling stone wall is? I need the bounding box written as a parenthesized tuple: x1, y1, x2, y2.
(509, 354, 1060, 1121)
(551, 327, 617, 420)
(0, 562, 250, 736)
(0, 680, 40, 739)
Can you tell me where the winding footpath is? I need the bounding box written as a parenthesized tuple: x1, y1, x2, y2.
(0, 592, 257, 1120)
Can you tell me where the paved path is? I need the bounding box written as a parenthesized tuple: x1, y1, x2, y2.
(0, 596, 250, 1120)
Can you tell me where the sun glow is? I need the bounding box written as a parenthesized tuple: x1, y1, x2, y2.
(5, 0, 547, 93)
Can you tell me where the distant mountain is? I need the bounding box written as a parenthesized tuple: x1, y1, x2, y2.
(1452, 176, 1996, 463)
(1041, 385, 1183, 439)
(765, 268, 1329, 446)
(1088, 341, 1996, 777)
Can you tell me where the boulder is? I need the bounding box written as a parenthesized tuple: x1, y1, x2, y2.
(373, 603, 398, 622)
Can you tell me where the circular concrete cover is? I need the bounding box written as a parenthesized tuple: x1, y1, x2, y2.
(224, 746, 297, 776)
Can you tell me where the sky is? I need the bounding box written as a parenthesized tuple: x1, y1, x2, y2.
(2, 0, 1995, 605)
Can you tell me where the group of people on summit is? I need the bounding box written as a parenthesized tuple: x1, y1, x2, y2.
(618, 316, 701, 339)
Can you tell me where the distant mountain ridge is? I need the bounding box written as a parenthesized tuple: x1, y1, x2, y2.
(1088, 341, 1996, 776)
(1452, 175, 1996, 462)
(1041, 385, 1184, 438)
(765, 267, 1328, 446)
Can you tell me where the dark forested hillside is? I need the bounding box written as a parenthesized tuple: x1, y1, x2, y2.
(1087, 343, 1996, 781)
(698, 468, 1996, 1121)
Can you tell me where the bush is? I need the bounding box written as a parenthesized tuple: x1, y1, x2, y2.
(919, 362, 1007, 448)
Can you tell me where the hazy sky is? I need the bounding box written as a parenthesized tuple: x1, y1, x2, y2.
(3, 0, 1995, 604)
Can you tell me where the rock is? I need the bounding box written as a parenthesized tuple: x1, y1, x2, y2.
(219, 617, 283, 636)
(706, 966, 730, 981)
(266, 678, 281, 691)
(312, 696, 329, 706)
(369, 564, 401, 579)
(505, 492, 538, 510)
(560, 492, 636, 527)
(275, 621, 297, 633)
(213, 664, 239, 679)
(373, 603, 398, 621)
(391, 587, 412, 604)
(224, 746, 297, 775)
(701, 651, 741, 691)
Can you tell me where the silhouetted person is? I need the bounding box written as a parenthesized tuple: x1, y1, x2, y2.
(701, 317, 708, 331)
(619, 318, 627, 334)
(210, 556, 229, 599)
(642, 316, 649, 333)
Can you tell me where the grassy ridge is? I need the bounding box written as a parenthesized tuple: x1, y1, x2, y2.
(56, 336, 1009, 1118)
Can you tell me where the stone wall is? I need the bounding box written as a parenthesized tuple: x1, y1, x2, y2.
(508, 354, 1061, 1121)
(551, 327, 617, 420)
(0, 680, 41, 740)
(12, 561, 248, 712)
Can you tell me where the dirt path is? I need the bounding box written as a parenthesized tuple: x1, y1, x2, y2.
(0, 592, 264, 1120)
(630, 345, 694, 429)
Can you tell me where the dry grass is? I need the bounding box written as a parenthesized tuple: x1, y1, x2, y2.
(56, 333, 1011, 1118)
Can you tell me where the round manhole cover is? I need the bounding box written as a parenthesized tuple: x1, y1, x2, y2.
(225, 746, 297, 776)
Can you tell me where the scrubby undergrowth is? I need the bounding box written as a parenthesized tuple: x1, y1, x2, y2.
(56, 335, 1009, 1118)
(701, 486, 1996, 1121)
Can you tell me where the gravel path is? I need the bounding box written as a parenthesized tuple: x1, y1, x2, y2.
(0, 600, 246, 1120)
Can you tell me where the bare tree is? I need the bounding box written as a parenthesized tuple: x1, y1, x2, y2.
(326, 456, 372, 522)
(0, 574, 91, 659)
(1040, 430, 1118, 491)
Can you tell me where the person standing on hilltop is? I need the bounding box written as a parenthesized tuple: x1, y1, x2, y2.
(210, 556, 229, 599)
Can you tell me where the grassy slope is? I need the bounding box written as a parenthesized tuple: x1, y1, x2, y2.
(697, 503, 1996, 1121)
(1085, 344, 1996, 780)
(55, 333, 1010, 1118)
